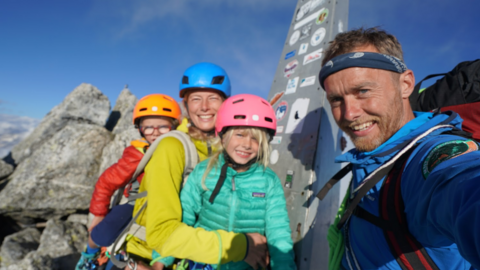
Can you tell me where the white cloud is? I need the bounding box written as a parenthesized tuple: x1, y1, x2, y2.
(0, 114, 40, 159)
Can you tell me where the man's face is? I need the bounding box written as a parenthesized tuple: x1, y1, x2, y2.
(323, 45, 413, 152)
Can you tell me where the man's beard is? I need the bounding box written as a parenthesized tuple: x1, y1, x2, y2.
(341, 91, 404, 152)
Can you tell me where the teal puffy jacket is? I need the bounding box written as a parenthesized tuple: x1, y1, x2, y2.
(180, 153, 296, 270)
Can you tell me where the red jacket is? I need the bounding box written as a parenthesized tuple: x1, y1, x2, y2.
(89, 142, 146, 216)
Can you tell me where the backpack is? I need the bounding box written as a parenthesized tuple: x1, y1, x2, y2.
(409, 59, 480, 140)
(109, 130, 199, 268)
(318, 59, 480, 270)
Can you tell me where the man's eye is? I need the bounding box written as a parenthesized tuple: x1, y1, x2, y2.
(359, 89, 369, 94)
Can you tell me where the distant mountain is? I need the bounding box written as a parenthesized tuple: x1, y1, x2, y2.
(0, 114, 41, 159)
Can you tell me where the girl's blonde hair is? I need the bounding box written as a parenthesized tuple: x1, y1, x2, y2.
(200, 126, 271, 190)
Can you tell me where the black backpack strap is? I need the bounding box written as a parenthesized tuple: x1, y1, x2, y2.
(378, 149, 440, 270)
(316, 163, 352, 200)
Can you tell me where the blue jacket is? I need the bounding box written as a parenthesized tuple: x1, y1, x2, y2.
(338, 112, 480, 270)
(160, 153, 296, 269)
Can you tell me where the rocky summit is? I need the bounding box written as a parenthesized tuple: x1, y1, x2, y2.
(0, 84, 141, 269)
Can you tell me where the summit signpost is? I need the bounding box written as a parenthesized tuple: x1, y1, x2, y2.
(267, 1, 350, 268)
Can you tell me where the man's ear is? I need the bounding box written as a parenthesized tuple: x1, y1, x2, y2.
(400, 70, 415, 99)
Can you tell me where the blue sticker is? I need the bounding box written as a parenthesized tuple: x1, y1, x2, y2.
(285, 50, 296, 60)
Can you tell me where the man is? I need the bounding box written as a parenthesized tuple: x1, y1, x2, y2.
(318, 27, 480, 269)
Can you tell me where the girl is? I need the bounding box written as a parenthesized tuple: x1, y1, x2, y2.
(162, 94, 296, 270)
(124, 64, 269, 270)
(76, 94, 181, 270)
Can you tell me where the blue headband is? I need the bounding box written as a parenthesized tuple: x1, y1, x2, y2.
(318, 52, 408, 89)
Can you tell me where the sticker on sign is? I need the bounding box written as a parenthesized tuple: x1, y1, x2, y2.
(300, 76, 316, 87)
(303, 48, 323, 65)
(285, 77, 299, 95)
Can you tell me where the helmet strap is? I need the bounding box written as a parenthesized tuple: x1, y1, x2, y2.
(223, 150, 257, 170)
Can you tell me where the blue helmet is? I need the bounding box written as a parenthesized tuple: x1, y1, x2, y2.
(179, 62, 231, 98)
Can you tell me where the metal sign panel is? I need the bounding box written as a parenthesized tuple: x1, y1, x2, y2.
(267, 1, 349, 268)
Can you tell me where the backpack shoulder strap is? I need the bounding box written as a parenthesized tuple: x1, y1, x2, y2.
(164, 130, 199, 185)
(377, 149, 440, 270)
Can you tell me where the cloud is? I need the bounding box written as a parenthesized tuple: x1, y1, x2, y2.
(89, 0, 295, 39)
(0, 114, 41, 158)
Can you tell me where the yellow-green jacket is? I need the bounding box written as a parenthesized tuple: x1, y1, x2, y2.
(126, 119, 247, 264)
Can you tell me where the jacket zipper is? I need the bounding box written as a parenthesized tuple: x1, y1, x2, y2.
(228, 176, 237, 232)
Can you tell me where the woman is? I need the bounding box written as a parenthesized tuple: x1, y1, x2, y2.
(124, 63, 269, 270)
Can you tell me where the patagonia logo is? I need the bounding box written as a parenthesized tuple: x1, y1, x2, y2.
(252, 192, 265, 198)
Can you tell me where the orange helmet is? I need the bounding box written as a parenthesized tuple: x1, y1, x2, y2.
(132, 94, 182, 125)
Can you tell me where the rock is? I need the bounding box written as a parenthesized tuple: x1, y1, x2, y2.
(98, 88, 140, 176)
(105, 87, 138, 135)
(97, 128, 141, 178)
(35, 219, 87, 269)
(0, 124, 112, 221)
(0, 251, 55, 270)
(11, 83, 110, 164)
(0, 160, 13, 179)
(66, 214, 88, 226)
(0, 228, 41, 267)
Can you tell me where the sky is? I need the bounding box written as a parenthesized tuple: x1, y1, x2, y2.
(1, 0, 479, 120)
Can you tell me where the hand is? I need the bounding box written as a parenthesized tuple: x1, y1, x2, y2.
(244, 233, 270, 270)
(151, 261, 164, 270)
(88, 215, 105, 232)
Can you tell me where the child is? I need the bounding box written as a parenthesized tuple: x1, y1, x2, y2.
(155, 94, 296, 270)
(76, 94, 182, 270)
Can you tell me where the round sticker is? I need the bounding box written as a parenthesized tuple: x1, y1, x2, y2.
(289, 30, 300, 46)
(316, 8, 329, 25)
(275, 101, 288, 121)
(152, 106, 158, 111)
(284, 60, 299, 78)
(311, 27, 326, 46)
(270, 149, 279, 165)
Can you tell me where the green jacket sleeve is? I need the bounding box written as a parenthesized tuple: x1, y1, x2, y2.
(265, 171, 297, 270)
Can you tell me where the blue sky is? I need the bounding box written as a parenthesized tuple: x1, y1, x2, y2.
(1, 0, 479, 120)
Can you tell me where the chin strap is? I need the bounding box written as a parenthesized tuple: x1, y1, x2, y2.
(208, 152, 257, 204)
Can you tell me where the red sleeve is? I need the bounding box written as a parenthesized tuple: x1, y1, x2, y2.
(89, 146, 144, 216)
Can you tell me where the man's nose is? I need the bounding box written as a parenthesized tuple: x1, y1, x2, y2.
(343, 98, 362, 122)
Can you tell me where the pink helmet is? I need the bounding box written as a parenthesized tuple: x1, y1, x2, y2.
(215, 94, 276, 138)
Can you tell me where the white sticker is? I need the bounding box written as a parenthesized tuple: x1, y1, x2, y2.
(152, 106, 158, 111)
(295, 1, 311, 21)
(299, 23, 312, 40)
(300, 76, 316, 87)
(284, 59, 299, 78)
(294, 8, 324, 30)
(303, 48, 323, 65)
(339, 20, 344, 33)
(270, 149, 279, 165)
(285, 98, 310, 134)
(285, 77, 299, 95)
(276, 126, 284, 133)
(299, 43, 309, 55)
(271, 136, 282, 144)
(275, 101, 288, 121)
(310, 0, 324, 11)
(311, 27, 326, 46)
(289, 30, 300, 46)
(252, 115, 259, 121)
